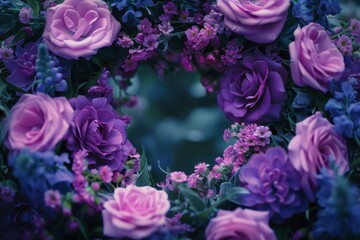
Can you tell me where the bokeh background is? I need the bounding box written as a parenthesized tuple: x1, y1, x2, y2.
(125, 65, 230, 182)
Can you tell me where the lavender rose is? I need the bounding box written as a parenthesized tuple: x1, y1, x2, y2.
(66, 96, 133, 171)
(42, 0, 121, 59)
(217, 0, 290, 43)
(205, 208, 276, 240)
(288, 112, 348, 201)
(217, 50, 287, 123)
(289, 23, 345, 93)
(6, 93, 73, 151)
(239, 147, 308, 223)
(102, 185, 170, 239)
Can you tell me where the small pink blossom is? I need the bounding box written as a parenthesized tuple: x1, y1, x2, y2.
(158, 21, 174, 36)
(44, 190, 61, 209)
(336, 35, 353, 56)
(99, 165, 113, 183)
(194, 162, 209, 175)
(117, 35, 134, 48)
(169, 171, 188, 183)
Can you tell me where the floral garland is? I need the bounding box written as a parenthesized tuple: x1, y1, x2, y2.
(0, 0, 360, 239)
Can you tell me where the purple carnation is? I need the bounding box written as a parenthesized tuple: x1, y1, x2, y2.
(66, 96, 134, 171)
(4, 42, 38, 91)
(217, 50, 287, 123)
(239, 147, 308, 223)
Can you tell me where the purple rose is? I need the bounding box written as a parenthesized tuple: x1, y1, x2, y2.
(66, 96, 133, 171)
(239, 147, 308, 223)
(217, 0, 290, 43)
(217, 50, 287, 123)
(4, 42, 38, 91)
(288, 112, 349, 201)
(5, 93, 73, 151)
(289, 23, 345, 93)
(42, 0, 121, 59)
(102, 185, 170, 239)
(205, 208, 276, 240)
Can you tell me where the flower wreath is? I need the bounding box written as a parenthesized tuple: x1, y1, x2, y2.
(0, 0, 360, 239)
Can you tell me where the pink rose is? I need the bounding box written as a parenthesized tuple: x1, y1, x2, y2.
(217, 0, 290, 43)
(289, 23, 345, 93)
(5, 93, 73, 151)
(42, 0, 121, 59)
(205, 208, 276, 240)
(102, 185, 170, 239)
(288, 112, 348, 201)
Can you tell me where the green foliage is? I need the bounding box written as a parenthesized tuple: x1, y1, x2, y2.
(135, 149, 152, 187)
(179, 186, 206, 212)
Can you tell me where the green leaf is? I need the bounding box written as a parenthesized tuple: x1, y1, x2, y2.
(11, 29, 26, 46)
(219, 182, 235, 196)
(225, 187, 249, 205)
(135, 149, 151, 187)
(83, 70, 102, 92)
(27, 0, 40, 14)
(78, 218, 89, 240)
(273, 223, 290, 240)
(0, 14, 16, 35)
(179, 186, 205, 212)
(0, 75, 26, 93)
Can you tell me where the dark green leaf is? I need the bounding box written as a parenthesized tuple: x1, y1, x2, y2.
(219, 182, 235, 196)
(0, 14, 16, 35)
(0, 75, 26, 93)
(225, 187, 249, 205)
(27, 0, 40, 14)
(135, 149, 151, 187)
(179, 186, 205, 212)
(11, 29, 26, 46)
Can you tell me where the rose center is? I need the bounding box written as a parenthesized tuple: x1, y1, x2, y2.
(63, 9, 99, 40)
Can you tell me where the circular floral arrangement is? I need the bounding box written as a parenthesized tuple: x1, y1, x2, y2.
(0, 0, 360, 239)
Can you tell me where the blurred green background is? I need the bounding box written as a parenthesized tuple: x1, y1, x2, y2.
(125, 65, 230, 182)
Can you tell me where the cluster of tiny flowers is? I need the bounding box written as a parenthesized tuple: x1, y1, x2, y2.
(210, 123, 272, 180)
(119, 18, 159, 73)
(71, 150, 100, 210)
(220, 39, 243, 66)
(71, 148, 140, 215)
(181, 8, 225, 73)
(160, 123, 272, 200)
(333, 19, 360, 55)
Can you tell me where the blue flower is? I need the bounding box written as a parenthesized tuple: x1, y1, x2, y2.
(333, 114, 354, 138)
(122, 6, 142, 23)
(313, 169, 360, 239)
(292, 0, 315, 24)
(9, 149, 73, 210)
(292, 0, 341, 25)
(317, 0, 341, 16)
(33, 43, 67, 95)
(325, 80, 360, 139)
